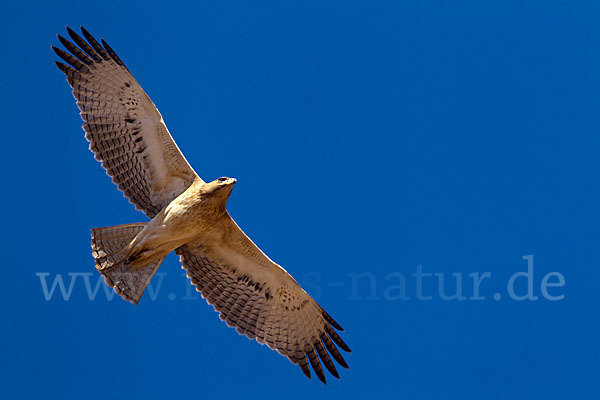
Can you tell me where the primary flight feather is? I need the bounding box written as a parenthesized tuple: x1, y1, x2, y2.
(53, 26, 350, 384)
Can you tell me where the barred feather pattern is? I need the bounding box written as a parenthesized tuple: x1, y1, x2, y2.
(53, 27, 199, 218)
(176, 239, 351, 384)
(91, 223, 164, 304)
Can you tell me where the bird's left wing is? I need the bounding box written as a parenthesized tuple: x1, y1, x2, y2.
(53, 27, 200, 218)
(175, 215, 351, 384)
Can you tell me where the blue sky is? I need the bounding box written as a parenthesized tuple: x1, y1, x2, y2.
(1, 0, 599, 398)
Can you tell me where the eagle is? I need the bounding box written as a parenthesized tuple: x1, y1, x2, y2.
(52, 27, 350, 384)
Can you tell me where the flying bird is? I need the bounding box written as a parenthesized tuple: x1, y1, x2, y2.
(52, 26, 350, 384)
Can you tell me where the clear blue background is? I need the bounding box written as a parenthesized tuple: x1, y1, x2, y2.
(1, 0, 598, 398)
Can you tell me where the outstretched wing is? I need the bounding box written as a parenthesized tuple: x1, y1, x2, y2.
(53, 27, 200, 218)
(175, 215, 351, 384)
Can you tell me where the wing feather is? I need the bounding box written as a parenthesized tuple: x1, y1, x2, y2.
(175, 215, 350, 383)
(54, 27, 200, 217)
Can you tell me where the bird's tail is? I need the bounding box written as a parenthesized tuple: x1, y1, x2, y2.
(91, 223, 165, 305)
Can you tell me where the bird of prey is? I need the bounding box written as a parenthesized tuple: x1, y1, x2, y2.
(52, 27, 350, 384)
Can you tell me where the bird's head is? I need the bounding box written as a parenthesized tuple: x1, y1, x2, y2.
(204, 176, 237, 203)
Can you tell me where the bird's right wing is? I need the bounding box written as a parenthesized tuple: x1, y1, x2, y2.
(175, 214, 351, 384)
(53, 27, 200, 218)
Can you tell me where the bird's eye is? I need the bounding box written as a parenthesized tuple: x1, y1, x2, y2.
(217, 177, 228, 182)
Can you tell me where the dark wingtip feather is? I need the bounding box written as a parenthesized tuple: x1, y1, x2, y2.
(101, 38, 128, 69)
(66, 26, 78, 37)
(321, 308, 344, 331)
(66, 26, 85, 45)
(307, 348, 327, 384)
(298, 357, 311, 379)
(80, 26, 109, 59)
(54, 60, 74, 75)
(101, 39, 115, 59)
(336, 355, 349, 369)
(326, 324, 351, 353)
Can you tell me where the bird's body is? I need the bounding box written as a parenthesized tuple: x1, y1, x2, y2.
(53, 27, 350, 384)
(122, 177, 236, 269)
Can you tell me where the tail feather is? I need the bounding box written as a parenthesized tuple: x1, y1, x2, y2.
(91, 223, 145, 268)
(91, 223, 165, 304)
